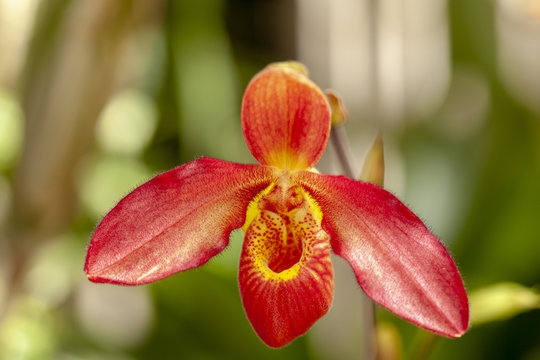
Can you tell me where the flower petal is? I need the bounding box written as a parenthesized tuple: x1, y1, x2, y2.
(85, 157, 275, 285)
(241, 62, 331, 170)
(239, 183, 334, 347)
(296, 171, 469, 337)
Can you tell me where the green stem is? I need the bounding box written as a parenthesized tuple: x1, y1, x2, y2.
(411, 332, 439, 360)
(330, 124, 377, 360)
(330, 126, 356, 179)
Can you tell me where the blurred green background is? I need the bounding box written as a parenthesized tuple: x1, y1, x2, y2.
(0, 0, 539, 359)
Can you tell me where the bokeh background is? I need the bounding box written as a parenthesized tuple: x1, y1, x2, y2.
(0, 0, 539, 359)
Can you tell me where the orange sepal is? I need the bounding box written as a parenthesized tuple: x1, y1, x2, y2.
(241, 62, 331, 170)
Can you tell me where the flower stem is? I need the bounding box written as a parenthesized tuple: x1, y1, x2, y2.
(330, 124, 377, 360)
(330, 126, 356, 179)
(411, 332, 439, 360)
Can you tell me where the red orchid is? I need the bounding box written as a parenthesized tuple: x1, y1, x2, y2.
(85, 62, 469, 347)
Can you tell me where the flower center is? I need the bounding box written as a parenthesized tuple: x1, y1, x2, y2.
(241, 175, 324, 278)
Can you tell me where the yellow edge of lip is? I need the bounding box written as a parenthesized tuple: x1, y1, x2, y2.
(257, 263, 301, 282)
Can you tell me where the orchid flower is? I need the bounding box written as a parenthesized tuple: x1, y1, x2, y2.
(85, 62, 469, 348)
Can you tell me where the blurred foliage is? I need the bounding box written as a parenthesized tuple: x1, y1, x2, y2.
(469, 282, 540, 326)
(0, 90, 23, 171)
(0, 0, 539, 359)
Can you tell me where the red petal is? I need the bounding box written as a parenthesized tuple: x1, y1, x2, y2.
(296, 171, 469, 337)
(85, 157, 275, 285)
(241, 63, 331, 170)
(239, 184, 334, 347)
